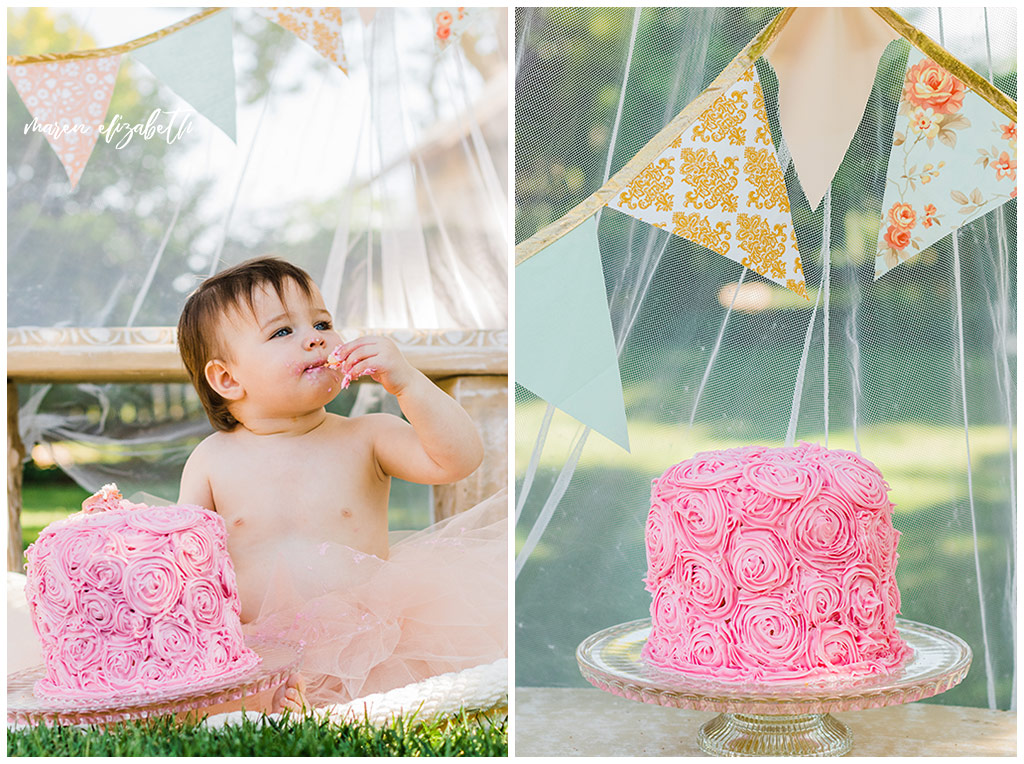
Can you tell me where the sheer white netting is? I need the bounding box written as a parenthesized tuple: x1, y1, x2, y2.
(8, 7, 507, 528)
(515, 7, 1015, 709)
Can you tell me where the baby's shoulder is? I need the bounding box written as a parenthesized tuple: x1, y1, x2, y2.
(188, 429, 243, 463)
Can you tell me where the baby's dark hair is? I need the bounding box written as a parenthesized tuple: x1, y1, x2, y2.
(177, 256, 316, 431)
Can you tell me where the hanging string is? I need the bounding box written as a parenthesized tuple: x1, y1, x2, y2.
(785, 223, 828, 446)
(937, 6, 996, 712)
(515, 425, 590, 579)
(981, 5, 1015, 712)
(690, 267, 747, 428)
(822, 187, 831, 447)
(514, 403, 555, 525)
(952, 230, 997, 710)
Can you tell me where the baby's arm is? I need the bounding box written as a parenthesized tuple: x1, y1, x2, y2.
(332, 336, 484, 484)
(178, 439, 216, 511)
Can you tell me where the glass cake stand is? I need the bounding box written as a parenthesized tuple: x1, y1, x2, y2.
(7, 638, 301, 727)
(577, 618, 971, 757)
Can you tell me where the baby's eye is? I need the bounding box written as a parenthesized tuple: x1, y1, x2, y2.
(315, 320, 332, 331)
(271, 327, 292, 338)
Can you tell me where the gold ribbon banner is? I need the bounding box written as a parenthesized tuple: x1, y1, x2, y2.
(6, 7, 225, 66)
(515, 6, 1018, 267)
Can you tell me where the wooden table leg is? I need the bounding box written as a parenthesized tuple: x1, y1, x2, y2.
(434, 376, 507, 521)
(8, 381, 25, 572)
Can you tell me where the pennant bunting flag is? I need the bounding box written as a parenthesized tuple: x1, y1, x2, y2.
(607, 65, 808, 299)
(875, 47, 1017, 280)
(357, 8, 378, 27)
(131, 10, 237, 142)
(433, 8, 480, 52)
(7, 55, 122, 188)
(515, 217, 630, 451)
(255, 7, 348, 73)
(766, 7, 898, 209)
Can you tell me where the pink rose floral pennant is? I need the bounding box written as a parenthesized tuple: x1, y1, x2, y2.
(433, 7, 481, 52)
(255, 7, 348, 73)
(7, 55, 121, 188)
(606, 65, 808, 300)
(875, 46, 1017, 280)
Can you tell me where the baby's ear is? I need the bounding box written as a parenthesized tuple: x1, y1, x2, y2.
(204, 359, 244, 401)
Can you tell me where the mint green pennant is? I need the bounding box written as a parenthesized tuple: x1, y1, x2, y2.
(515, 217, 630, 451)
(131, 10, 237, 142)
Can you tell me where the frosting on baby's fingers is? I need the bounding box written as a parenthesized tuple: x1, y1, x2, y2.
(326, 344, 345, 370)
(339, 367, 378, 390)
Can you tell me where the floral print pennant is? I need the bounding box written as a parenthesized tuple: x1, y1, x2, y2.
(7, 56, 122, 189)
(255, 7, 347, 73)
(606, 65, 807, 300)
(433, 8, 481, 52)
(875, 47, 1017, 279)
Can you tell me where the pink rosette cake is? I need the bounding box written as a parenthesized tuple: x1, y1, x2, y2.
(24, 484, 260, 699)
(643, 443, 910, 681)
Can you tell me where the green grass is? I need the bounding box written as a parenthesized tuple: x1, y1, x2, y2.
(20, 482, 91, 549)
(7, 711, 508, 757)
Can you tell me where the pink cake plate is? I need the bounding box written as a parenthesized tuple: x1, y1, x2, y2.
(577, 617, 971, 757)
(7, 638, 301, 727)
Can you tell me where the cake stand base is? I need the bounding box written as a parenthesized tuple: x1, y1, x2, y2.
(698, 712, 850, 757)
(577, 618, 972, 757)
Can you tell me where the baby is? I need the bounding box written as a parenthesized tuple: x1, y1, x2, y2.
(176, 257, 487, 713)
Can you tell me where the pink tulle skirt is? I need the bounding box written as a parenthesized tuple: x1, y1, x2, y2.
(243, 490, 508, 707)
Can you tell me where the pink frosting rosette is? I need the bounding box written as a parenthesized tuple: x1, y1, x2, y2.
(54, 616, 104, 673)
(675, 549, 738, 617)
(183, 578, 227, 628)
(829, 459, 892, 512)
(112, 600, 151, 639)
(151, 610, 201, 665)
(863, 512, 899, 569)
(641, 628, 676, 668)
(842, 564, 885, 631)
(730, 601, 809, 674)
(643, 496, 678, 588)
(126, 505, 203, 534)
(790, 490, 861, 567)
(124, 556, 184, 617)
(661, 451, 744, 489)
(650, 584, 687, 634)
(721, 482, 792, 527)
(174, 528, 218, 577)
(79, 589, 119, 631)
(810, 622, 862, 668)
(742, 454, 824, 500)
(81, 553, 126, 591)
(794, 566, 844, 626)
(102, 638, 149, 691)
(51, 531, 106, 579)
(727, 528, 793, 594)
(36, 567, 78, 621)
(682, 622, 742, 678)
(674, 489, 734, 551)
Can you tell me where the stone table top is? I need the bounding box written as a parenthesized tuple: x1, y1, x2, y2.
(514, 687, 1016, 757)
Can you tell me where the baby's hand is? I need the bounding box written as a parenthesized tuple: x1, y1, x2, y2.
(326, 336, 416, 395)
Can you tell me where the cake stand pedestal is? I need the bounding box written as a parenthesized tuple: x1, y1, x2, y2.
(577, 618, 971, 757)
(7, 638, 300, 727)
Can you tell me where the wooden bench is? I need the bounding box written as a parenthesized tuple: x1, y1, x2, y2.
(7, 327, 508, 572)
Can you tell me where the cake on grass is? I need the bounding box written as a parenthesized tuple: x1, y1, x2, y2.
(24, 484, 260, 699)
(643, 442, 910, 681)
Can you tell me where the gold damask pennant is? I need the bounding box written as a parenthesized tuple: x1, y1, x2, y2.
(606, 65, 807, 299)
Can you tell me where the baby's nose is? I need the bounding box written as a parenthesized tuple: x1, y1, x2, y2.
(305, 334, 326, 350)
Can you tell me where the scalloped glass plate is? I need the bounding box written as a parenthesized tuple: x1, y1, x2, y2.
(577, 618, 971, 716)
(8, 638, 300, 726)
